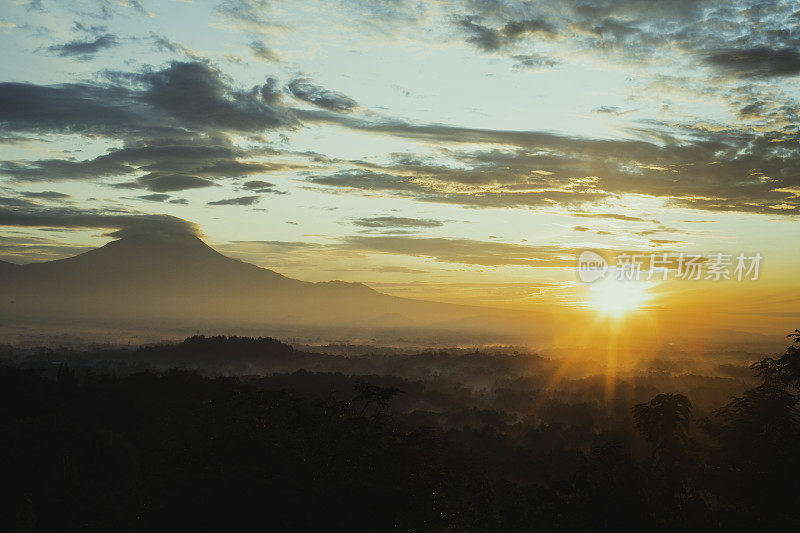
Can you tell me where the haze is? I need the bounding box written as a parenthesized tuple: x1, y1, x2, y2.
(1, 0, 799, 360)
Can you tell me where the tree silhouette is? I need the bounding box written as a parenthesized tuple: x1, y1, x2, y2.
(750, 329, 800, 389)
(56, 362, 76, 387)
(706, 331, 800, 455)
(698, 330, 800, 529)
(632, 393, 692, 463)
(353, 381, 403, 415)
(8, 333, 800, 530)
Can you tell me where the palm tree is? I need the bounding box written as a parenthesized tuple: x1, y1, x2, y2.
(633, 393, 692, 462)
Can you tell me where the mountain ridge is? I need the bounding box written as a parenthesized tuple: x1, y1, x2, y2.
(0, 232, 468, 328)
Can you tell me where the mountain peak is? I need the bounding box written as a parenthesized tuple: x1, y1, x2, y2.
(103, 231, 220, 255)
(0, 227, 469, 329)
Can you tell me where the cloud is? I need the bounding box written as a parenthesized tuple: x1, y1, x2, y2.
(47, 34, 119, 60)
(456, 16, 503, 52)
(0, 234, 95, 263)
(705, 47, 800, 78)
(373, 266, 428, 274)
(288, 78, 358, 112)
(136, 193, 172, 202)
(501, 19, 557, 40)
(456, 16, 556, 53)
(242, 180, 275, 189)
(300, 112, 800, 216)
(0, 197, 38, 208)
(0, 206, 200, 240)
(649, 238, 684, 245)
(249, 40, 279, 62)
(573, 213, 653, 223)
(594, 106, 622, 115)
(444, 0, 800, 79)
(0, 81, 146, 136)
(219, 235, 607, 270)
(150, 33, 205, 60)
(340, 235, 610, 268)
(136, 61, 297, 131)
(20, 191, 71, 199)
(215, 0, 280, 32)
(353, 216, 443, 229)
(0, 137, 300, 192)
(306, 165, 608, 209)
(0, 61, 297, 138)
(132, 174, 215, 193)
(207, 195, 261, 206)
(26, 0, 45, 13)
(511, 54, 558, 69)
(241, 180, 284, 194)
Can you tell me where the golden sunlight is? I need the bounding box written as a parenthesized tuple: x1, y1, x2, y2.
(588, 279, 655, 317)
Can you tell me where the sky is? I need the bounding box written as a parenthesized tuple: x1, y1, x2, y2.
(0, 0, 799, 338)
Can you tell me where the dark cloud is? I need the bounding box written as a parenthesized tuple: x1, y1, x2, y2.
(249, 40, 279, 62)
(241, 180, 284, 194)
(242, 180, 275, 189)
(136, 61, 297, 131)
(288, 78, 358, 112)
(207, 195, 260, 206)
(450, 0, 800, 74)
(0, 207, 200, 239)
(47, 34, 119, 59)
(0, 81, 146, 136)
(0, 61, 297, 137)
(501, 19, 556, 40)
(133, 174, 214, 193)
(705, 47, 800, 78)
(457, 15, 558, 52)
(301, 111, 800, 215)
(0, 197, 38, 208)
(136, 193, 171, 202)
(456, 16, 503, 52)
(353, 216, 444, 229)
(20, 191, 70, 199)
(1, 139, 297, 192)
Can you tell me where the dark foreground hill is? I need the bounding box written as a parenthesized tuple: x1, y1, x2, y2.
(3, 330, 800, 531)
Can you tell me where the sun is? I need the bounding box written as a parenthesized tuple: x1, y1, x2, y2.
(588, 279, 654, 317)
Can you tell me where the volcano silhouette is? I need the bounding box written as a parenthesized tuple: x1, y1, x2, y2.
(0, 231, 456, 328)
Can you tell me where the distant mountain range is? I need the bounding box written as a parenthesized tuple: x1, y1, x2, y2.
(0, 231, 483, 330)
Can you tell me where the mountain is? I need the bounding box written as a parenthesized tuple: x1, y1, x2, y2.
(0, 232, 477, 329)
(0, 259, 18, 272)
